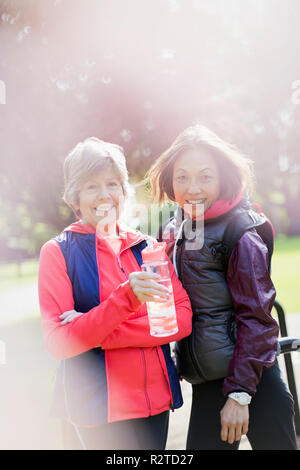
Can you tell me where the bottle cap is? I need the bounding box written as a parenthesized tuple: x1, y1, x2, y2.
(142, 241, 167, 263)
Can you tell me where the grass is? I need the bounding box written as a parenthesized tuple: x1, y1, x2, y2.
(0, 236, 299, 312)
(0, 258, 39, 292)
(271, 236, 300, 314)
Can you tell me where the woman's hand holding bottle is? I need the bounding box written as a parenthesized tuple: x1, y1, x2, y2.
(59, 272, 169, 326)
(129, 271, 169, 304)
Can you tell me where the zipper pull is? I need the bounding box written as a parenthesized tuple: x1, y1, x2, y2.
(117, 255, 126, 277)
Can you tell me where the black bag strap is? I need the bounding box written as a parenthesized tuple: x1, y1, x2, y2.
(158, 205, 274, 273)
(219, 209, 274, 272)
(157, 216, 174, 243)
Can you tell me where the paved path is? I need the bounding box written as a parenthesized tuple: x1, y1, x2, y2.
(0, 280, 39, 327)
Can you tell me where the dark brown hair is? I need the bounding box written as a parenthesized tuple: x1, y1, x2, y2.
(145, 125, 255, 204)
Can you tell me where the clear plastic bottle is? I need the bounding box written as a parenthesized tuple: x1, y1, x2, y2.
(142, 241, 178, 337)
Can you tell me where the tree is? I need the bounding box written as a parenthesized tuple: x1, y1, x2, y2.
(0, 0, 299, 259)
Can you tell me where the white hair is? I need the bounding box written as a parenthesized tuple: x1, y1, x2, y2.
(63, 137, 130, 215)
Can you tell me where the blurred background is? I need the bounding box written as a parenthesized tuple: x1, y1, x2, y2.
(0, 0, 299, 449)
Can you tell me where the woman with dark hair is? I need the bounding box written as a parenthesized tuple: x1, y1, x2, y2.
(146, 125, 297, 450)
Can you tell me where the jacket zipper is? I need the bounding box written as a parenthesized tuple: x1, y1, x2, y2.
(117, 255, 126, 279)
(140, 348, 151, 415)
(175, 240, 204, 380)
(155, 347, 174, 411)
(118, 239, 146, 258)
(117, 239, 146, 279)
(95, 235, 152, 417)
(187, 330, 204, 378)
(118, 239, 152, 416)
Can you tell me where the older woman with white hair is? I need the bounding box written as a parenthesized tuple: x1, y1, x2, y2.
(38, 137, 192, 450)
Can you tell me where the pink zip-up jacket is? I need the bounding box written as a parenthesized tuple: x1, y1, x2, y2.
(38, 221, 192, 423)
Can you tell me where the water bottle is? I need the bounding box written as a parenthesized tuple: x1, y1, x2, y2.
(142, 241, 178, 337)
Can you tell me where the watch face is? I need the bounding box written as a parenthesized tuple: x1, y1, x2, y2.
(229, 392, 251, 405)
(238, 393, 251, 405)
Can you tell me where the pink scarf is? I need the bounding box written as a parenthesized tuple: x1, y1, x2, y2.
(194, 192, 244, 221)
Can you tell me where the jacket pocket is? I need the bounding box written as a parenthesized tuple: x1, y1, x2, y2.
(175, 315, 236, 384)
(175, 334, 206, 385)
(227, 313, 237, 344)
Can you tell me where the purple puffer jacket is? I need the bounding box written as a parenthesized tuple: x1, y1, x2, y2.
(223, 230, 278, 396)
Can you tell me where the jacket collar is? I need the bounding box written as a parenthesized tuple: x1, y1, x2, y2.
(63, 220, 147, 250)
(174, 192, 247, 225)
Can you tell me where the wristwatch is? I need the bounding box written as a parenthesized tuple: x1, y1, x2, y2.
(228, 392, 252, 406)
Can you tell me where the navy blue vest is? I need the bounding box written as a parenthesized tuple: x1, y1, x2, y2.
(51, 231, 182, 425)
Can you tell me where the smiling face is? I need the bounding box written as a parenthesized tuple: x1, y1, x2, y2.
(75, 164, 125, 232)
(172, 148, 220, 218)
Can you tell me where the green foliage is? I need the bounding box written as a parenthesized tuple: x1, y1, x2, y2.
(272, 236, 300, 313)
(1, 0, 300, 259)
(0, 258, 38, 291)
